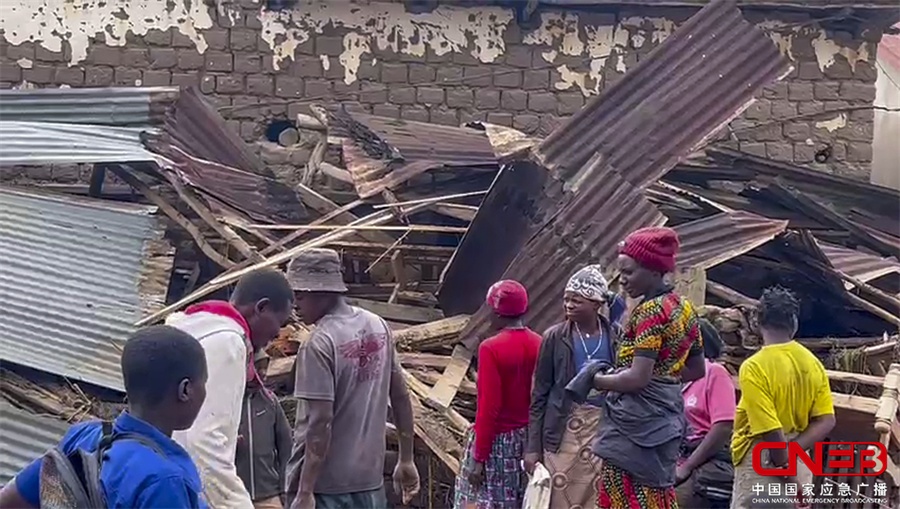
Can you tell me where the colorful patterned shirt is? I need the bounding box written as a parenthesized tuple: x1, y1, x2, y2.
(617, 290, 702, 380)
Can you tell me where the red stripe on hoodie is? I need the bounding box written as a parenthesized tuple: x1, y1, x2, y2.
(184, 300, 264, 390)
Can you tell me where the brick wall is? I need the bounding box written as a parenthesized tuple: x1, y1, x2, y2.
(0, 0, 884, 181)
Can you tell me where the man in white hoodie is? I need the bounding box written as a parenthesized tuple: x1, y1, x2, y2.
(167, 269, 294, 509)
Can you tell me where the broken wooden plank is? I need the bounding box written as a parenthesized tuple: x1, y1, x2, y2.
(707, 280, 759, 307)
(393, 315, 470, 351)
(399, 353, 451, 369)
(402, 368, 470, 437)
(672, 266, 706, 308)
(410, 369, 477, 397)
(348, 298, 444, 324)
(264, 356, 296, 386)
(111, 166, 235, 269)
(407, 390, 461, 475)
(138, 203, 436, 326)
(167, 175, 264, 263)
(825, 369, 885, 387)
(427, 344, 474, 410)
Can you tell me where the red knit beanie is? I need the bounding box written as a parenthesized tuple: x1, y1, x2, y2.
(485, 280, 529, 317)
(620, 227, 680, 273)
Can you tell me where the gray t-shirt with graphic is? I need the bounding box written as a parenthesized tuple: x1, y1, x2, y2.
(285, 301, 397, 495)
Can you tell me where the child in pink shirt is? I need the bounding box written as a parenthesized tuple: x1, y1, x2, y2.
(676, 319, 736, 508)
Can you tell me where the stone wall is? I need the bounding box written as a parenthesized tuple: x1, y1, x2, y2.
(0, 0, 883, 180)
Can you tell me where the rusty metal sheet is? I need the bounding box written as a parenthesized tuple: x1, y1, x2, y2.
(755, 182, 900, 259)
(143, 87, 307, 223)
(459, 171, 665, 348)
(334, 111, 497, 199)
(674, 211, 789, 269)
(534, 0, 790, 191)
(699, 148, 900, 218)
(437, 161, 553, 315)
(818, 241, 900, 289)
(454, 0, 789, 346)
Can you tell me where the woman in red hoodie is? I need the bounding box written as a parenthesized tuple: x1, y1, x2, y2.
(453, 280, 542, 509)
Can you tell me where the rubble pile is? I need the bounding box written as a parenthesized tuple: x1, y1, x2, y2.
(1, 1, 898, 506)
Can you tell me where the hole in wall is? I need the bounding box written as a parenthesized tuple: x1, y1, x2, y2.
(265, 120, 294, 143)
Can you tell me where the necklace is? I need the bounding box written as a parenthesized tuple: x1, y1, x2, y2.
(574, 322, 603, 359)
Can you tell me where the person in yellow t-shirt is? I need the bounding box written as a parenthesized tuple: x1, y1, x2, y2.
(730, 286, 836, 509)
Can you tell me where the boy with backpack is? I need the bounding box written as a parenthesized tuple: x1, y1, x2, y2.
(0, 325, 209, 509)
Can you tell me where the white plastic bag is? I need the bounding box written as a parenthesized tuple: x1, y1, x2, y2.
(522, 462, 551, 509)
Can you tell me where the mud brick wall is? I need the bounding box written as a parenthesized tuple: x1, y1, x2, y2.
(0, 0, 884, 181)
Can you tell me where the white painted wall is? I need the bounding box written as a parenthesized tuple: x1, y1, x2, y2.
(872, 51, 900, 190)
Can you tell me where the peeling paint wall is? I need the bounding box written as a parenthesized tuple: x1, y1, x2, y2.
(0, 0, 884, 180)
(258, 3, 513, 84)
(0, 0, 212, 65)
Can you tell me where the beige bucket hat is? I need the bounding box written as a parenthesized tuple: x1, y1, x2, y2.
(287, 248, 348, 293)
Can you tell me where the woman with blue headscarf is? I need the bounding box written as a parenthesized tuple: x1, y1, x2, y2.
(524, 265, 625, 509)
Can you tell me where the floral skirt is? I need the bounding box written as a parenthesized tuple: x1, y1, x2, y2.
(453, 427, 527, 509)
(598, 463, 678, 509)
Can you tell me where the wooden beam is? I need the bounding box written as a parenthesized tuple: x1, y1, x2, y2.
(167, 176, 264, 263)
(410, 369, 477, 397)
(264, 356, 295, 385)
(347, 298, 444, 324)
(672, 266, 706, 308)
(111, 166, 235, 269)
(88, 165, 106, 197)
(393, 315, 470, 351)
(401, 368, 470, 436)
(707, 280, 759, 306)
(399, 353, 450, 369)
(825, 369, 884, 387)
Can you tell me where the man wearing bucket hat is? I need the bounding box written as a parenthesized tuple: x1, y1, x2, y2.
(284, 249, 419, 509)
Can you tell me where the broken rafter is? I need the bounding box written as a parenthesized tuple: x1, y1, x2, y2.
(137, 202, 436, 326)
(242, 224, 470, 234)
(111, 166, 235, 269)
(165, 175, 264, 263)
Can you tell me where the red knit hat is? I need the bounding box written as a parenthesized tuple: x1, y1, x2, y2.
(485, 280, 529, 317)
(620, 227, 680, 273)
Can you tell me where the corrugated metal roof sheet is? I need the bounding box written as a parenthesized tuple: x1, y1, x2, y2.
(0, 121, 156, 166)
(0, 187, 173, 391)
(674, 211, 789, 269)
(438, 161, 553, 315)
(336, 111, 498, 199)
(456, 0, 788, 343)
(818, 241, 900, 288)
(535, 1, 790, 191)
(0, 401, 69, 486)
(144, 87, 308, 223)
(698, 148, 900, 216)
(0, 86, 178, 126)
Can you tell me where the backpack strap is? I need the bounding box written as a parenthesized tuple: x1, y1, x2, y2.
(82, 421, 115, 507)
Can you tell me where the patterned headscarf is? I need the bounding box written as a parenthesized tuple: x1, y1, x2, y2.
(565, 265, 611, 303)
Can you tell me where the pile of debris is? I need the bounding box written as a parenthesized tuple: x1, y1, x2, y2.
(1, 0, 898, 506)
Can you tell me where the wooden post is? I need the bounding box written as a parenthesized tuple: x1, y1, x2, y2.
(88, 165, 106, 197)
(875, 363, 900, 438)
(673, 266, 707, 309)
